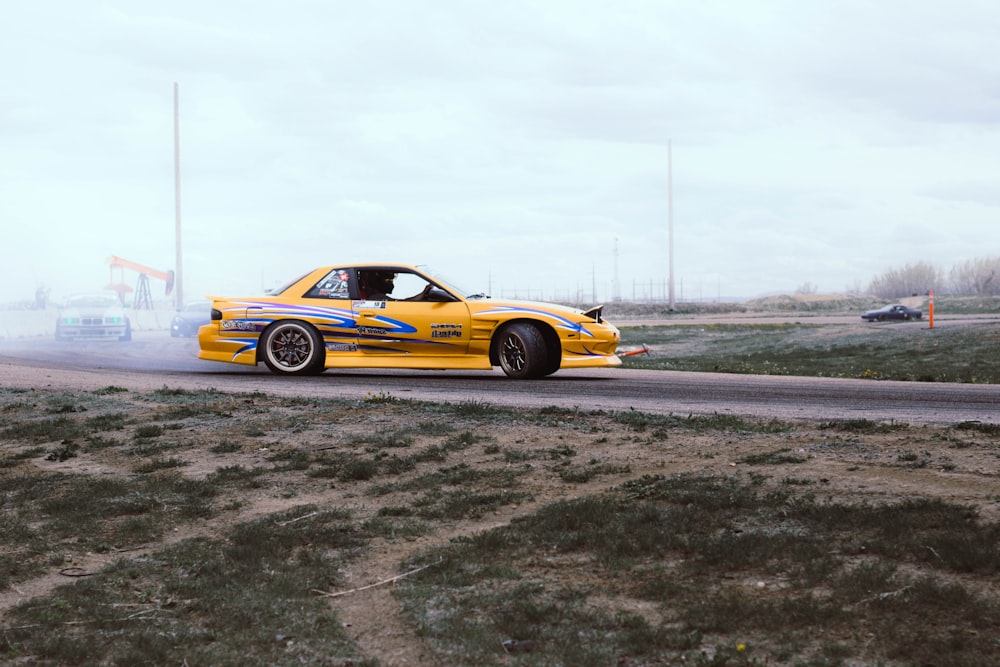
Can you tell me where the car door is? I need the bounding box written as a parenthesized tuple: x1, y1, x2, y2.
(296, 268, 361, 354)
(354, 270, 471, 356)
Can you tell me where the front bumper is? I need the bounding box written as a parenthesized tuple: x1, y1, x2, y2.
(56, 325, 128, 339)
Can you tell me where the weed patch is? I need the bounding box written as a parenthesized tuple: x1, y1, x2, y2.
(738, 448, 807, 465)
(2, 507, 373, 665)
(397, 474, 1000, 664)
(2, 384, 999, 665)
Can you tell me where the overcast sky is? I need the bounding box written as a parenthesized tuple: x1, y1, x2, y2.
(2, 1, 998, 307)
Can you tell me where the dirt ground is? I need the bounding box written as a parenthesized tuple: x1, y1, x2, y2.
(2, 364, 999, 666)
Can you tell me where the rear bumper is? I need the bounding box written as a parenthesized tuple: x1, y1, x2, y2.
(197, 324, 259, 365)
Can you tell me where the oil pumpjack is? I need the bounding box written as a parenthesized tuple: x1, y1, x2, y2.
(105, 256, 175, 309)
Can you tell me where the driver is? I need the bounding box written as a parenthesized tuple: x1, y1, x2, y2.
(359, 270, 395, 300)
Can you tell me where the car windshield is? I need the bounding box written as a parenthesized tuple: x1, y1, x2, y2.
(66, 294, 120, 308)
(417, 265, 482, 299)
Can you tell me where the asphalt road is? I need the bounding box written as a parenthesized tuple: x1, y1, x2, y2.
(1, 332, 998, 426)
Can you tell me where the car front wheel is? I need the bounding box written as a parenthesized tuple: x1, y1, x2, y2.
(496, 322, 548, 379)
(261, 321, 326, 375)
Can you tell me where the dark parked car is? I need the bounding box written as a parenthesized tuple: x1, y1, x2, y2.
(170, 300, 212, 337)
(861, 304, 923, 322)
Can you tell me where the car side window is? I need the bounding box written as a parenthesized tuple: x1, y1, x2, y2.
(305, 268, 351, 299)
(390, 272, 434, 301)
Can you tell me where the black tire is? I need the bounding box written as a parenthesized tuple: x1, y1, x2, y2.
(496, 322, 548, 379)
(540, 342, 561, 376)
(261, 321, 326, 375)
(877, 315, 886, 322)
(541, 356, 561, 376)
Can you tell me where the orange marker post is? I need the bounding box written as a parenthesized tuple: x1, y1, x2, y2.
(618, 344, 651, 358)
(928, 290, 934, 329)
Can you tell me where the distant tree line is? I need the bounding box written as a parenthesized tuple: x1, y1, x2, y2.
(868, 256, 1000, 298)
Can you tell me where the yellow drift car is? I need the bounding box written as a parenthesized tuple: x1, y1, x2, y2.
(198, 263, 621, 378)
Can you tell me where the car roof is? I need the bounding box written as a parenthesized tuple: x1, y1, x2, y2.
(339, 262, 422, 271)
(65, 292, 121, 302)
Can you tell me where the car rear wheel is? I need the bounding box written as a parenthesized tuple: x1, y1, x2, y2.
(496, 322, 548, 379)
(261, 321, 326, 375)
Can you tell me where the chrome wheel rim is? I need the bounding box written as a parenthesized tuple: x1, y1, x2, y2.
(501, 334, 526, 373)
(269, 326, 312, 369)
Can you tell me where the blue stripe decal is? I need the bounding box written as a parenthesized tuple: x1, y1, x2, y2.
(224, 301, 357, 329)
(220, 338, 259, 360)
(354, 314, 418, 334)
(218, 301, 459, 353)
(477, 306, 594, 338)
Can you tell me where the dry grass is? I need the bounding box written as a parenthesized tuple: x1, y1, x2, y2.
(2, 385, 1000, 664)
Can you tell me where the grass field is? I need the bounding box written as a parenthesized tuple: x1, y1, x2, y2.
(619, 321, 1000, 383)
(2, 383, 1000, 665)
(3, 297, 999, 664)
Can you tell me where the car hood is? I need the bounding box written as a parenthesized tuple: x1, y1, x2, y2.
(467, 298, 610, 324)
(58, 306, 126, 318)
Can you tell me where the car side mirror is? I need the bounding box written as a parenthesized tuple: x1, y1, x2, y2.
(426, 288, 457, 302)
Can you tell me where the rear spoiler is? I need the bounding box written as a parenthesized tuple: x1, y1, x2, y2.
(582, 305, 604, 323)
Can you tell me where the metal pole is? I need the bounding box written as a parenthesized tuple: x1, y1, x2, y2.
(174, 82, 184, 308)
(668, 140, 675, 310)
(613, 237, 621, 301)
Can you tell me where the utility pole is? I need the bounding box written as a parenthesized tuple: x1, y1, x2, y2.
(613, 237, 621, 301)
(174, 82, 184, 308)
(668, 139, 675, 310)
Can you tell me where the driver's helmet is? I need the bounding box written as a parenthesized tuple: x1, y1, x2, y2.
(365, 270, 395, 295)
